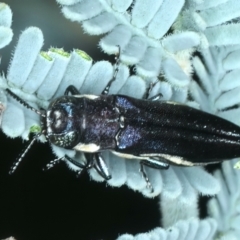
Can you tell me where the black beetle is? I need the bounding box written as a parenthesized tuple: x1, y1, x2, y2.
(5, 52, 240, 190)
(6, 82, 240, 190)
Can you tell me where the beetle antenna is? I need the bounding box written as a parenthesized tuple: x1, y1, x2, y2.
(6, 88, 46, 118)
(9, 132, 43, 174)
(43, 156, 64, 171)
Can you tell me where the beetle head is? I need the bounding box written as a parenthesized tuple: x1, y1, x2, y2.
(46, 96, 81, 149)
(6, 89, 81, 174)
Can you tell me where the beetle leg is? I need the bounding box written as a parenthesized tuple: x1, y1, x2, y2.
(63, 154, 93, 177)
(140, 163, 153, 193)
(64, 85, 81, 95)
(64, 155, 87, 168)
(102, 46, 121, 95)
(148, 93, 163, 101)
(43, 153, 97, 177)
(140, 158, 169, 169)
(144, 82, 156, 99)
(93, 153, 112, 180)
(140, 158, 169, 192)
(144, 81, 163, 101)
(83, 153, 95, 169)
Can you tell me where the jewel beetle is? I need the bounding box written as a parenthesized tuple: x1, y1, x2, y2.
(5, 54, 240, 191)
(6, 81, 240, 188)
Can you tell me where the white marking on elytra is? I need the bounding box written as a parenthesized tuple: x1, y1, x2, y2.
(140, 153, 194, 166)
(166, 101, 184, 106)
(73, 143, 100, 152)
(74, 94, 99, 100)
(112, 151, 148, 160)
(112, 151, 195, 166)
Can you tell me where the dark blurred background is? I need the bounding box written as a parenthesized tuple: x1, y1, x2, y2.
(0, 1, 161, 239)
